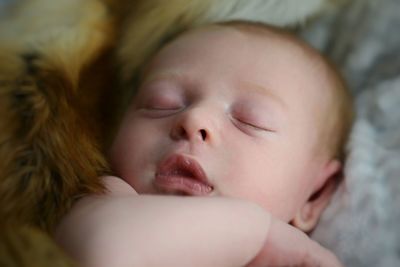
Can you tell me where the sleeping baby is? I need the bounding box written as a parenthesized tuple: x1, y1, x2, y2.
(55, 21, 353, 267)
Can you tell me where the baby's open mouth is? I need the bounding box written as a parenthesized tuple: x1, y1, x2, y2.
(154, 154, 213, 196)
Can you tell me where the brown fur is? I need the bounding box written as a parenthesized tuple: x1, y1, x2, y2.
(0, 0, 119, 230)
(0, 1, 115, 265)
(0, 224, 75, 266)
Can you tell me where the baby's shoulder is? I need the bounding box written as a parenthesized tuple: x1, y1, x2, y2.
(101, 176, 138, 196)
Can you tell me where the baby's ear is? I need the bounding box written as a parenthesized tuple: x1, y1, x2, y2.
(291, 160, 342, 233)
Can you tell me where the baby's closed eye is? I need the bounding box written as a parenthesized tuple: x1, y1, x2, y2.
(230, 101, 278, 134)
(137, 84, 185, 117)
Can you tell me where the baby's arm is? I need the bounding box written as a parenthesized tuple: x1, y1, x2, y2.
(55, 176, 343, 267)
(55, 176, 270, 267)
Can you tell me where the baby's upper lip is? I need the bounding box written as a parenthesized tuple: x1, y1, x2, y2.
(156, 154, 213, 188)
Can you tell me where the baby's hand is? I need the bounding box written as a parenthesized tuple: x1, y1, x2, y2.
(246, 217, 343, 267)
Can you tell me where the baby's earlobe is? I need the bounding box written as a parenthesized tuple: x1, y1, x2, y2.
(292, 159, 342, 232)
(291, 204, 318, 233)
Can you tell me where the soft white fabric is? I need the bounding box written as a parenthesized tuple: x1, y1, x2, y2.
(201, 0, 328, 26)
(303, 0, 400, 266)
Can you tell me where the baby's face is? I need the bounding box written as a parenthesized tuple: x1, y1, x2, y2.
(109, 26, 334, 222)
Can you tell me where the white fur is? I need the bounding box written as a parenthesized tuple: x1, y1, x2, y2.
(307, 1, 400, 265)
(312, 81, 400, 267)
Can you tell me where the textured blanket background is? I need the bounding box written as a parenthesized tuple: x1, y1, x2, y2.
(0, 0, 399, 266)
(302, 0, 400, 266)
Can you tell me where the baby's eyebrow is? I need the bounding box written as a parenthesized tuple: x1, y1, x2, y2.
(239, 81, 286, 110)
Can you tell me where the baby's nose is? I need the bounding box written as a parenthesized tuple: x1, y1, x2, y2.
(170, 107, 216, 144)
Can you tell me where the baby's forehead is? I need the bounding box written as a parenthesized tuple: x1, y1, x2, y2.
(224, 23, 339, 87)
(227, 23, 326, 67)
(180, 23, 327, 71)
(144, 22, 338, 100)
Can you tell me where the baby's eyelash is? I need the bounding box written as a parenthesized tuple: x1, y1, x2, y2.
(145, 106, 180, 110)
(236, 118, 263, 130)
(138, 106, 183, 118)
(234, 117, 275, 133)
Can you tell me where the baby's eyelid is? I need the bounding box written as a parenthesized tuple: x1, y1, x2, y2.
(137, 105, 184, 118)
(143, 93, 185, 110)
(234, 117, 276, 133)
(240, 119, 267, 131)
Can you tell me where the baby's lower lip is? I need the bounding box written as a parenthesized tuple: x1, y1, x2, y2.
(153, 174, 213, 196)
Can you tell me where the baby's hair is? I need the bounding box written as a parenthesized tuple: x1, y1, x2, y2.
(218, 21, 354, 162)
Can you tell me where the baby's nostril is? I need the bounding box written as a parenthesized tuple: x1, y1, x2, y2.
(200, 129, 207, 141)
